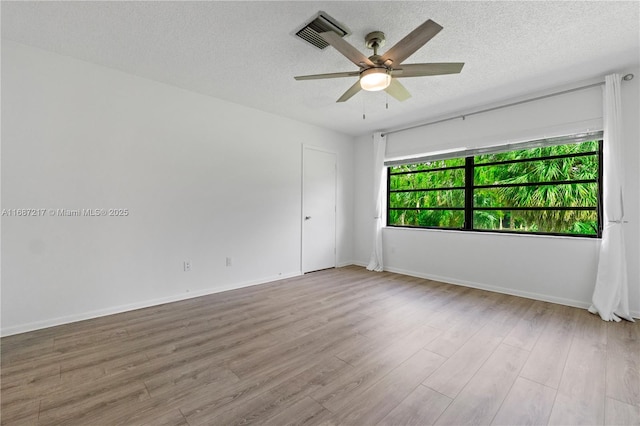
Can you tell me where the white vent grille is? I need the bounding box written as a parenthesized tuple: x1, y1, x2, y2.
(295, 12, 350, 49)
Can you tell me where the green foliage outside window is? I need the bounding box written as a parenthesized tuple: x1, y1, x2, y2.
(388, 141, 600, 236)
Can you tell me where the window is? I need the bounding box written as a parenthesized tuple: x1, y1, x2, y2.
(387, 138, 602, 237)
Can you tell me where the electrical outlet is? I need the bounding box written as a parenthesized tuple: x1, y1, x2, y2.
(226, 257, 232, 267)
(184, 260, 192, 272)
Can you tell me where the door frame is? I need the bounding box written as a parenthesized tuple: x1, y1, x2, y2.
(301, 145, 338, 273)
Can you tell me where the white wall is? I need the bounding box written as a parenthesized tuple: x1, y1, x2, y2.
(1, 41, 355, 336)
(355, 70, 640, 316)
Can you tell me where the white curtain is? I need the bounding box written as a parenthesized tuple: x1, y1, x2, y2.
(367, 132, 386, 272)
(588, 74, 634, 322)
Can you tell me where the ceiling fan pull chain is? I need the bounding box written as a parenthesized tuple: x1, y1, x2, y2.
(363, 97, 366, 120)
(386, 92, 389, 110)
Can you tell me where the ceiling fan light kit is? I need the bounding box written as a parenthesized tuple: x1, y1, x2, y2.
(294, 18, 465, 103)
(360, 68, 391, 91)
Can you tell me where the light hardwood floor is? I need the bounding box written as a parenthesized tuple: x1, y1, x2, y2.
(1, 266, 638, 425)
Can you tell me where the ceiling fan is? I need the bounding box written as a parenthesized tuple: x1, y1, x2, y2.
(294, 19, 464, 103)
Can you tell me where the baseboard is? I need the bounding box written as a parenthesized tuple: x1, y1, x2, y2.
(382, 266, 640, 319)
(351, 263, 640, 319)
(4, 265, 636, 336)
(1, 271, 302, 337)
(383, 265, 594, 309)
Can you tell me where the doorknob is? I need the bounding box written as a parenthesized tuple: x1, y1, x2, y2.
(305, 216, 312, 220)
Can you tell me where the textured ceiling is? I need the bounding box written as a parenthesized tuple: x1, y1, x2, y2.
(2, 1, 639, 136)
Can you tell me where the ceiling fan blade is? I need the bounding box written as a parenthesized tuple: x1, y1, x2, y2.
(381, 19, 443, 66)
(384, 79, 411, 102)
(294, 71, 360, 81)
(392, 62, 464, 78)
(336, 80, 362, 102)
(320, 32, 375, 68)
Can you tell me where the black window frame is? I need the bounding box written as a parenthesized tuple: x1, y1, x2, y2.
(387, 140, 603, 238)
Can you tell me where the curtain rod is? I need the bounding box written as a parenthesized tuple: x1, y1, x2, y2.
(381, 73, 634, 137)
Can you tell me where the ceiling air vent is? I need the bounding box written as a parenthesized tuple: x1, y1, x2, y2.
(294, 12, 350, 50)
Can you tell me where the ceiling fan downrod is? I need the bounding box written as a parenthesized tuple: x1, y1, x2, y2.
(365, 31, 386, 63)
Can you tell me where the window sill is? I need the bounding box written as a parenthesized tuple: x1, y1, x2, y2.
(383, 225, 602, 241)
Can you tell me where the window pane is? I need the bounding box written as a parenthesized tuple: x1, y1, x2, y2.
(386, 138, 601, 237)
(389, 189, 465, 208)
(474, 183, 598, 208)
(390, 158, 465, 173)
(389, 209, 464, 228)
(474, 140, 598, 164)
(474, 156, 598, 185)
(473, 209, 598, 235)
(390, 168, 465, 191)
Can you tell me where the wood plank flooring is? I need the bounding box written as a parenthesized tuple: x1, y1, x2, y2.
(1, 266, 638, 425)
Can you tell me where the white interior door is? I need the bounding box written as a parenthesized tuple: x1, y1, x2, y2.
(302, 147, 337, 273)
